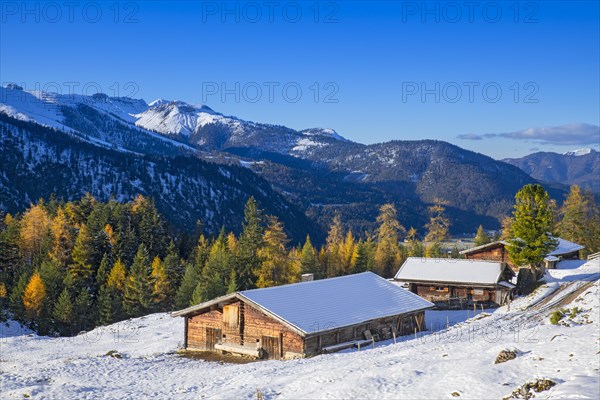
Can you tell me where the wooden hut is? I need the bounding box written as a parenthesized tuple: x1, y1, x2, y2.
(460, 238, 584, 272)
(172, 272, 433, 359)
(394, 258, 515, 309)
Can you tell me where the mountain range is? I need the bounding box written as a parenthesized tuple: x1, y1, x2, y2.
(0, 84, 569, 241)
(503, 149, 599, 193)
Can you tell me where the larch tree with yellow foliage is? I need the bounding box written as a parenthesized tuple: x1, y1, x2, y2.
(325, 213, 344, 277)
(23, 273, 46, 319)
(19, 204, 51, 265)
(151, 256, 170, 309)
(256, 216, 297, 288)
(374, 204, 405, 277)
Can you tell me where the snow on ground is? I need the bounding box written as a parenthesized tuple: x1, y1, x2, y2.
(1, 260, 599, 399)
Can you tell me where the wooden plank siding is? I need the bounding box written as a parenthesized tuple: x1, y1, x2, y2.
(410, 282, 510, 309)
(184, 298, 427, 359)
(463, 244, 517, 271)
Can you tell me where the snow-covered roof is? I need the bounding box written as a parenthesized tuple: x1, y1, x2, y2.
(173, 272, 433, 335)
(394, 258, 508, 286)
(548, 238, 585, 256)
(498, 281, 516, 289)
(459, 238, 584, 258)
(459, 241, 508, 255)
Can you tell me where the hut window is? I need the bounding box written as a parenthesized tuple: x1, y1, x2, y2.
(223, 304, 239, 328)
(436, 287, 448, 292)
(472, 289, 484, 295)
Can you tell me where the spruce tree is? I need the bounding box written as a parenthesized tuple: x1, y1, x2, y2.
(197, 231, 233, 301)
(53, 289, 74, 335)
(9, 272, 29, 322)
(236, 197, 264, 290)
(73, 290, 95, 332)
(124, 244, 155, 317)
(0, 214, 22, 286)
(175, 263, 200, 309)
(163, 241, 184, 290)
(299, 236, 319, 276)
(351, 241, 370, 273)
(68, 224, 94, 289)
(227, 269, 237, 294)
(96, 253, 113, 289)
(507, 184, 558, 268)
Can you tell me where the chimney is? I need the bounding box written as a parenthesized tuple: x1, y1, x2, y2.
(301, 273, 314, 282)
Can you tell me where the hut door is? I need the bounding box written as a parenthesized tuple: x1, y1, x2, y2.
(261, 335, 280, 359)
(206, 327, 222, 351)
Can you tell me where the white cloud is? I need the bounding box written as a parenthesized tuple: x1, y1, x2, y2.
(483, 123, 599, 145)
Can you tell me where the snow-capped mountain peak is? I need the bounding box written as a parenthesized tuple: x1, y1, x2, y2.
(563, 148, 596, 156)
(301, 127, 348, 141)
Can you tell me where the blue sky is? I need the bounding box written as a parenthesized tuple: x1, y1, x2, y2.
(1, 1, 599, 158)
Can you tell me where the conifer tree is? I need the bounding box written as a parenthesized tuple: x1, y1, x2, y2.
(236, 197, 264, 290)
(299, 236, 319, 276)
(256, 216, 295, 287)
(0, 214, 22, 287)
(164, 240, 184, 290)
(151, 256, 170, 310)
(351, 241, 370, 273)
(325, 213, 344, 277)
(507, 184, 557, 268)
(474, 225, 491, 246)
(68, 224, 94, 289)
(50, 207, 75, 267)
(424, 198, 450, 243)
(39, 258, 65, 305)
(96, 253, 113, 289)
(23, 273, 46, 319)
(425, 242, 443, 258)
(374, 204, 404, 277)
(9, 272, 29, 322)
(175, 262, 200, 309)
(339, 231, 356, 275)
(124, 244, 155, 317)
(19, 204, 52, 265)
(107, 259, 127, 293)
(409, 241, 425, 257)
(227, 269, 237, 294)
(558, 185, 600, 255)
(195, 231, 233, 302)
(53, 288, 74, 335)
(73, 290, 96, 332)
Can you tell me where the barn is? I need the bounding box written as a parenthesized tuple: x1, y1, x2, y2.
(172, 272, 434, 359)
(460, 237, 585, 271)
(459, 241, 516, 270)
(394, 258, 515, 309)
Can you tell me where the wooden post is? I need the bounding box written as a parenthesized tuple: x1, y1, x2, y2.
(279, 332, 284, 359)
(183, 317, 188, 349)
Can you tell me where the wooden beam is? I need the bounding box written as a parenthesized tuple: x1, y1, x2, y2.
(183, 317, 188, 349)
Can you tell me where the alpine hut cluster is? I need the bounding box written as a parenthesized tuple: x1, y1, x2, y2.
(172, 272, 433, 359)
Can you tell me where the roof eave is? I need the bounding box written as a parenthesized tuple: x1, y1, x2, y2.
(171, 293, 240, 318)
